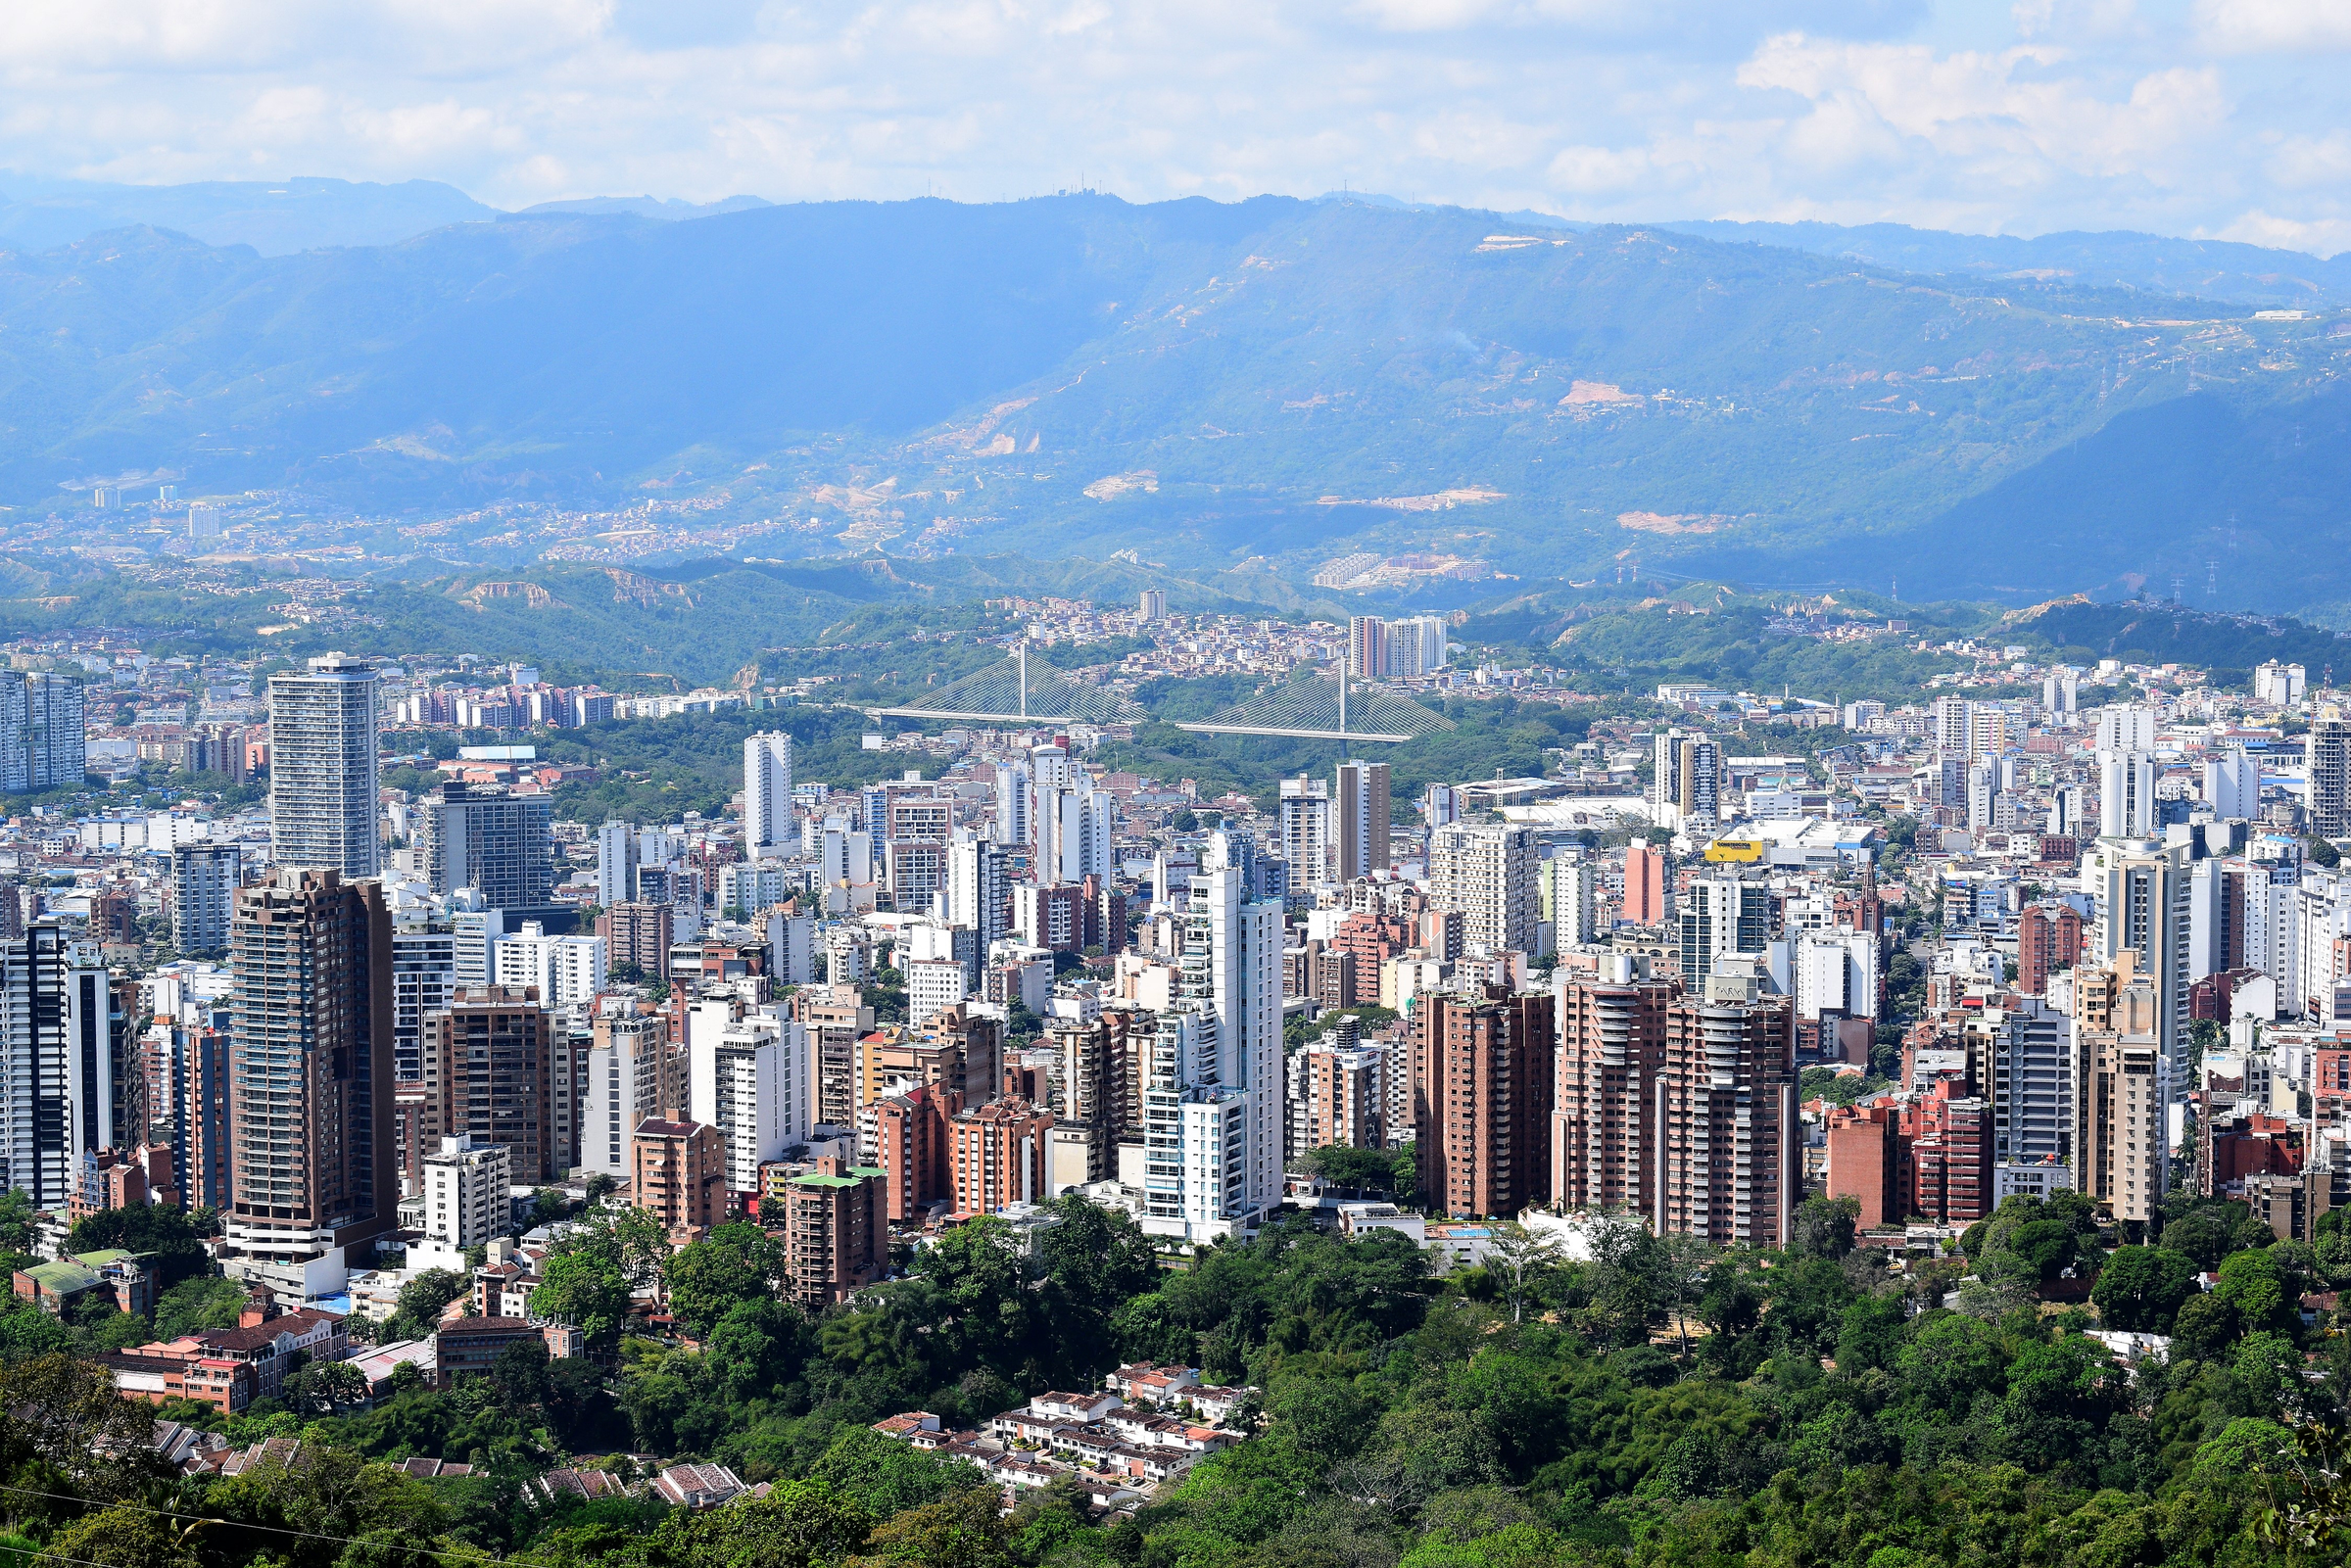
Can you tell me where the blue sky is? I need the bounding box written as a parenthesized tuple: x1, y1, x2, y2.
(3, 0, 2347, 252)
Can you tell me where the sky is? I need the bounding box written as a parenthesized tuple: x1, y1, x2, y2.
(2, 0, 2349, 254)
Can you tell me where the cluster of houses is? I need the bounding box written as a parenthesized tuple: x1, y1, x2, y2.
(873, 1361, 1256, 1511)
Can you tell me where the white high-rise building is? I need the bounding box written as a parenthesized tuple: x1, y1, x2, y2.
(1279, 777, 1332, 888)
(492, 922, 607, 1010)
(1138, 589, 1168, 622)
(2099, 750, 2157, 840)
(2041, 669, 2079, 715)
(688, 1000, 811, 1197)
(1429, 823, 1540, 956)
(597, 820, 640, 904)
(1980, 998, 2077, 1201)
(821, 824, 875, 888)
(2095, 705, 2158, 754)
(942, 838, 1009, 946)
(420, 1135, 511, 1250)
(1542, 853, 1599, 949)
(991, 764, 1032, 847)
(0, 926, 112, 1208)
(268, 653, 380, 877)
(0, 672, 86, 793)
(2084, 837, 2193, 1093)
(1793, 931, 1880, 1021)
(2204, 746, 2259, 822)
(449, 889, 506, 986)
(583, 1020, 674, 1177)
(906, 957, 971, 1025)
(2255, 661, 2307, 707)
(744, 733, 795, 856)
(390, 927, 457, 1082)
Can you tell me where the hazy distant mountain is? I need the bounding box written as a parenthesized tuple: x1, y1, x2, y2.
(1655, 218, 2351, 310)
(519, 195, 774, 220)
(0, 173, 494, 256)
(0, 193, 2346, 616)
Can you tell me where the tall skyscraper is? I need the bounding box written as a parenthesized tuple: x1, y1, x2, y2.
(2309, 716, 2351, 839)
(171, 842, 243, 955)
(941, 837, 1009, 946)
(417, 783, 553, 907)
(1137, 589, 1168, 622)
(1195, 839, 1285, 1218)
(1653, 731, 1721, 828)
(744, 733, 795, 856)
(1334, 759, 1391, 880)
(268, 653, 381, 878)
(1347, 616, 1387, 679)
(0, 925, 113, 1207)
(1622, 840, 1668, 926)
(493, 923, 607, 1011)
(1542, 853, 1600, 948)
(583, 1014, 679, 1178)
(223, 869, 397, 1290)
(688, 1000, 812, 1203)
(1429, 823, 1539, 956)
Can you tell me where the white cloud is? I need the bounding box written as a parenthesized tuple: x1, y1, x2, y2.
(2193, 0, 2351, 55)
(0, 0, 2339, 255)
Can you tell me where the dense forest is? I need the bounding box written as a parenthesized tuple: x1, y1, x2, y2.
(5, 1184, 2347, 1568)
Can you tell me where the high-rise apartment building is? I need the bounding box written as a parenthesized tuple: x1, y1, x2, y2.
(1429, 823, 1539, 956)
(597, 821, 641, 904)
(0, 672, 88, 792)
(1347, 616, 1387, 679)
(222, 869, 396, 1294)
(390, 927, 457, 1087)
(631, 1117, 724, 1230)
(0, 925, 113, 1208)
(1551, 962, 1677, 1212)
(2073, 951, 2169, 1225)
(415, 985, 553, 1182)
(778, 1156, 884, 1306)
(1296, 1042, 1384, 1153)
(582, 1014, 679, 1177)
(1279, 777, 1332, 888)
(171, 842, 243, 955)
(1968, 996, 2076, 1201)
(1047, 1012, 1133, 1183)
(1675, 877, 1772, 987)
(1622, 840, 1668, 927)
(949, 1097, 1053, 1215)
(598, 902, 673, 976)
(1412, 986, 1555, 1218)
(2206, 745, 2260, 822)
(2098, 749, 2158, 839)
(1138, 589, 1168, 622)
(1334, 760, 1391, 881)
(416, 783, 554, 907)
(420, 1134, 512, 1250)
(688, 1000, 812, 1201)
(1653, 732, 1721, 828)
(1192, 844, 1285, 1218)
(1652, 984, 1797, 1247)
(2083, 837, 2192, 1091)
(2310, 716, 2351, 839)
(942, 837, 1009, 946)
(493, 923, 607, 1010)
(2018, 902, 2084, 996)
(267, 654, 380, 878)
(1542, 853, 1599, 949)
(744, 733, 795, 856)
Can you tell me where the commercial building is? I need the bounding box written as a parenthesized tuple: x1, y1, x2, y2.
(170, 843, 243, 955)
(267, 653, 381, 879)
(221, 869, 397, 1298)
(416, 783, 554, 908)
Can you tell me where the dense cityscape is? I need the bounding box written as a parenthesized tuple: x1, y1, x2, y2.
(0, 576, 2344, 1565)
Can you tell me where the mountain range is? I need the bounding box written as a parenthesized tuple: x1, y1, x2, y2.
(0, 183, 2348, 619)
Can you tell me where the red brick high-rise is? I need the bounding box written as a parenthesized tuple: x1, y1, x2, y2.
(1551, 965, 1675, 1213)
(1654, 987, 1796, 1247)
(1906, 1078, 1991, 1224)
(2017, 903, 2084, 997)
(779, 1156, 884, 1307)
(1412, 986, 1556, 1218)
(1622, 841, 1668, 927)
(1825, 1101, 1906, 1230)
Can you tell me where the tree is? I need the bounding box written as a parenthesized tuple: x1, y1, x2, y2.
(1485, 1226, 1563, 1324)
(54, 1504, 201, 1568)
(2090, 1246, 2198, 1333)
(283, 1356, 368, 1414)
(533, 1250, 633, 1347)
(1791, 1195, 1859, 1259)
(1307, 1144, 1404, 1194)
(155, 1275, 251, 1339)
(806, 1426, 988, 1517)
(666, 1223, 786, 1337)
(381, 1267, 469, 1340)
(67, 1205, 210, 1289)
